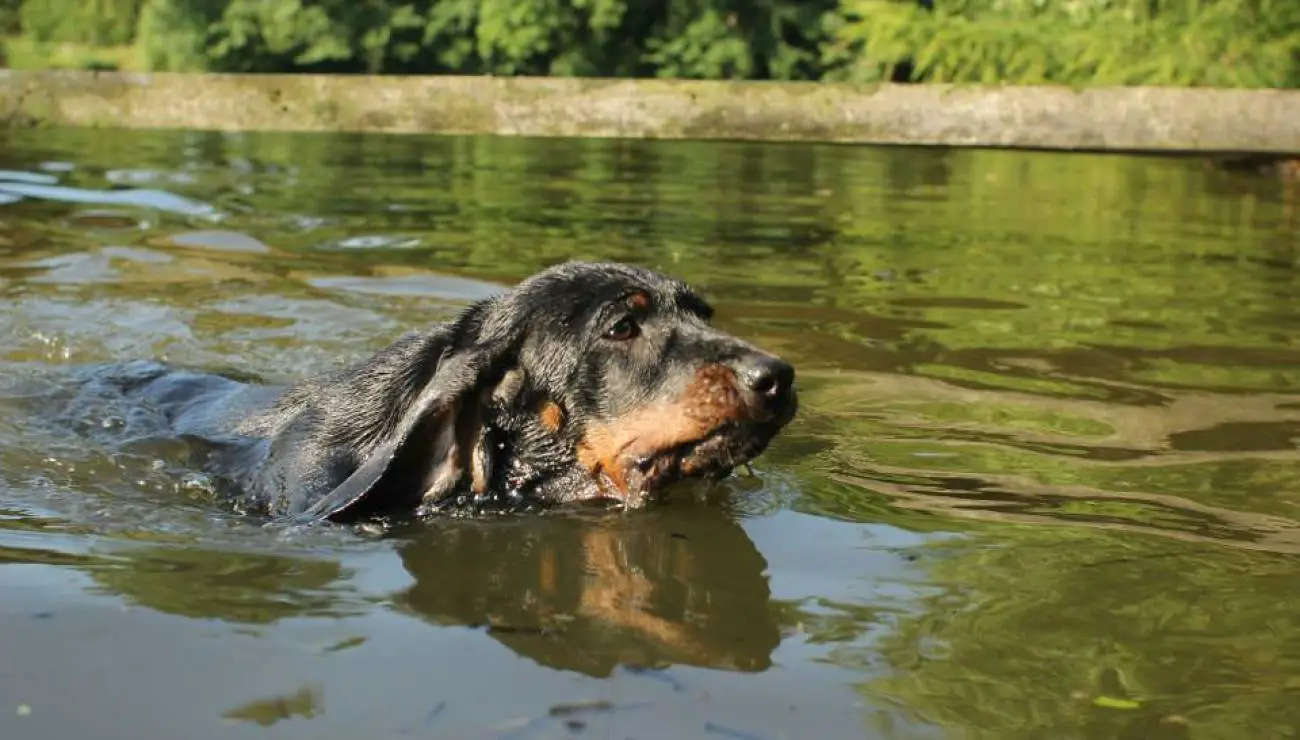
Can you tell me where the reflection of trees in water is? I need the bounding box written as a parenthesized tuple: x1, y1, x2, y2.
(797, 366, 1300, 553)
(786, 366, 1300, 739)
(776, 363, 1300, 737)
(85, 545, 354, 624)
(390, 499, 782, 678)
(797, 147, 1295, 359)
(3, 130, 1292, 353)
(222, 684, 324, 727)
(852, 525, 1299, 740)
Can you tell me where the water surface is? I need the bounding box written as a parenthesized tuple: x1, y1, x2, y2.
(1, 129, 1298, 740)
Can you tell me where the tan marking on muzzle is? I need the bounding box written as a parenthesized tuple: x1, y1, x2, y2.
(576, 364, 749, 498)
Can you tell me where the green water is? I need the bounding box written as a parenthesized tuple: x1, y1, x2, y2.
(1, 129, 1298, 740)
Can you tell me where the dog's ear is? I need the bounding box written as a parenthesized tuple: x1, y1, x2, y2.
(466, 367, 525, 498)
(275, 307, 526, 525)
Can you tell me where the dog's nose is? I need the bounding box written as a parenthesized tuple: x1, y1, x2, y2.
(735, 353, 795, 405)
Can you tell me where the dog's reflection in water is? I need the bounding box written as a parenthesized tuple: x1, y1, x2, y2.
(393, 497, 781, 677)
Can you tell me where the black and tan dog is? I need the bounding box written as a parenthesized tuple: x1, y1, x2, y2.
(81, 262, 798, 524)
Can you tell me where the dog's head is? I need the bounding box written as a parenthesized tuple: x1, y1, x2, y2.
(294, 262, 797, 521)
(490, 261, 798, 505)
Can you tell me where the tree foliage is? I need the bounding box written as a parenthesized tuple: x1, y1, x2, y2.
(0, 0, 20, 36)
(134, 0, 834, 78)
(3, 0, 1299, 88)
(18, 0, 139, 45)
(828, 0, 1300, 87)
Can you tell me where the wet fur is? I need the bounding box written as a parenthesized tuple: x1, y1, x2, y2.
(74, 262, 798, 524)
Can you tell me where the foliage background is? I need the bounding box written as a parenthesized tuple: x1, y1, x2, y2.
(1, 0, 1297, 87)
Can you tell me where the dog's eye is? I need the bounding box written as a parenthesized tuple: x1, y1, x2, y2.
(604, 316, 640, 341)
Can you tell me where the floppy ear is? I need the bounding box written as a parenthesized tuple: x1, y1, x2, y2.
(283, 348, 524, 525)
(262, 313, 526, 525)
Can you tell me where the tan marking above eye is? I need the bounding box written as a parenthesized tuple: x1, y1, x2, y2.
(627, 292, 650, 310)
(539, 400, 566, 432)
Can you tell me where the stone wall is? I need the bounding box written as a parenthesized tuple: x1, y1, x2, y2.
(2, 70, 1298, 153)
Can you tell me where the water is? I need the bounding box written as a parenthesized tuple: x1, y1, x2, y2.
(1, 128, 1297, 740)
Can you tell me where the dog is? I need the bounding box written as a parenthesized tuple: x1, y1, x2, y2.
(79, 261, 798, 524)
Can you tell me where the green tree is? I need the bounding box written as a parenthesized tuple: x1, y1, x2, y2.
(1, 0, 22, 36)
(19, 0, 140, 45)
(827, 0, 1300, 87)
(133, 0, 835, 78)
(136, 0, 224, 72)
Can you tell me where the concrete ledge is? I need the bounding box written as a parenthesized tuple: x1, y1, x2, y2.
(2, 70, 1298, 153)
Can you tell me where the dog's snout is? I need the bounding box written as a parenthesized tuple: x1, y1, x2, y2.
(735, 354, 795, 406)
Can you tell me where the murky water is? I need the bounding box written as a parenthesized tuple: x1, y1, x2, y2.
(1, 129, 1298, 740)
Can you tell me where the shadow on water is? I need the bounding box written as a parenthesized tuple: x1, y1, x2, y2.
(1, 128, 1299, 739)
